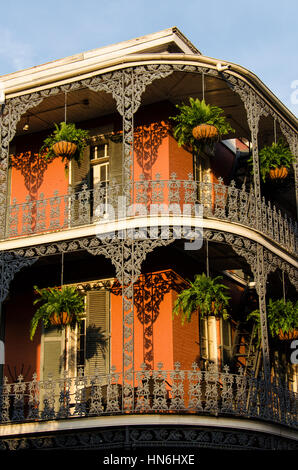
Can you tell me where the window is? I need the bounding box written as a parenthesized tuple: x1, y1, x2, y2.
(221, 319, 232, 367)
(83, 290, 110, 377)
(71, 138, 110, 194)
(199, 316, 218, 367)
(41, 326, 64, 380)
(70, 134, 122, 223)
(90, 143, 109, 161)
(76, 319, 86, 374)
(199, 317, 233, 370)
(90, 142, 110, 214)
(41, 289, 110, 379)
(92, 161, 110, 187)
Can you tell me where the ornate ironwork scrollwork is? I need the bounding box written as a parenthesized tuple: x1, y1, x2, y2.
(0, 252, 37, 303)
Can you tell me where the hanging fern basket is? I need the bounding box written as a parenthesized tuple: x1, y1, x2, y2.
(52, 141, 77, 159)
(269, 166, 288, 180)
(192, 124, 219, 141)
(49, 311, 74, 326)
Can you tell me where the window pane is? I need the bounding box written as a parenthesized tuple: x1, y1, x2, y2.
(90, 144, 106, 160)
(100, 165, 106, 181)
(199, 318, 208, 359)
(222, 320, 231, 346)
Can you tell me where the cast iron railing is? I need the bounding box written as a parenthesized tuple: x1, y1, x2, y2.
(4, 174, 298, 255)
(0, 363, 297, 428)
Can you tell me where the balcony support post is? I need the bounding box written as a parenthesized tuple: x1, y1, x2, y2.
(83, 236, 174, 411)
(231, 87, 268, 232)
(0, 303, 4, 384)
(83, 66, 173, 207)
(254, 244, 271, 384)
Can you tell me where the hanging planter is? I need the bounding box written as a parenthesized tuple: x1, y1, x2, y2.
(192, 123, 219, 141)
(49, 310, 74, 326)
(248, 139, 294, 183)
(170, 98, 234, 153)
(40, 122, 89, 166)
(269, 166, 288, 181)
(52, 140, 77, 159)
(173, 273, 230, 324)
(30, 285, 85, 340)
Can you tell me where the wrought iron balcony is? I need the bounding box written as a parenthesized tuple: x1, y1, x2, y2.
(4, 174, 298, 256)
(0, 363, 297, 429)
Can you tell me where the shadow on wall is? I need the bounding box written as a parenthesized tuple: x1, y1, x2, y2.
(134, 122, 169, 178)
(10, 151, 55, 232)
(10, 151, 54, 201)
(112, 271, 188, 369)
(85, 325, 108, 360)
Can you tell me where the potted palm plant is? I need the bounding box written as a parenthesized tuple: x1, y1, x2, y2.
(40, 122, 89, 167)
(173, 273, 230, 324)
(247, 298, 298, 344)
(170, 98, 234, 153)
(30, 285, 85, 340)
(249, 139, 294, 182)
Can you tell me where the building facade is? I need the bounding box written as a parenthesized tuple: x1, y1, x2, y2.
(0, 28, 297, 452)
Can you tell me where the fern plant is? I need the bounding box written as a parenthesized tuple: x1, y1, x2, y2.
(247, 298, 298, 344)
(173, 273, 230, 324)
(170, 98, 234, 152)
(40, 122, 89, 165)
(30, 285, 85, 340)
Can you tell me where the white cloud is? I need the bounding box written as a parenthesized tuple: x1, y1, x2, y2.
(0, 28, 35, 72)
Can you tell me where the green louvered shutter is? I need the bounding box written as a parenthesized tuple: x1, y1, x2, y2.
(85, 290, 110, 377)
(71, 146, 91, 191)
(41, 326, 64, 380)
(70, 146, 91, 224)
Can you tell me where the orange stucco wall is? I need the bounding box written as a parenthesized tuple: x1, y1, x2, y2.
(133, 122, 170, 181)
(11, 129, 69, 205)
(9, 147, 69, 236)
(111, 274, 176, 373)
(151, 291, 174, 369)
(169, 134, 193, 179)
(110, 292, 123, 370)
(133, 117, 193, 182)
(4, 290, 41, 381)
(10, 157, 68, 204)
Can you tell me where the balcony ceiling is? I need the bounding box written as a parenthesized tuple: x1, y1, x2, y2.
(15, 87, 118, 137)
(15, 70, 284, 149)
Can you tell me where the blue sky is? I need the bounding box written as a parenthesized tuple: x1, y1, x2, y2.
(0, 0, 297, 116)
